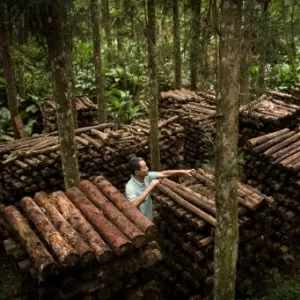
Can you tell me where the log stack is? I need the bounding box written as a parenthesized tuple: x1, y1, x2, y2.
(42, 96, 98, 132)
(159, 90, 217, 167)
(239, 91, 300, 145)
(0, 117, 184, 204)
(152, 168, 297, 299)
(3, 177, 162, 299)
(243, 129, 300, 259)
(292, 82, 300, 99)
(159, 89, 300, 167)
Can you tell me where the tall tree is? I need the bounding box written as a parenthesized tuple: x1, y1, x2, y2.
(64, 2, 78, 128)
(173, 0, 181, 89)
(214, 0, 242, 299)
(147, 0, 160, 170)
(240, 0, 255, 105)
(91, 0, 107, 123)
(102, 0, 113, 63)
(40, 0, 80, 188)
(0, 3, 26, 139)
(190, 0, 201, 90)
(257, 0, 271, 96)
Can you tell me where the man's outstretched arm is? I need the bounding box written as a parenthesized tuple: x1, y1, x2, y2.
(158, 169, 194, 178)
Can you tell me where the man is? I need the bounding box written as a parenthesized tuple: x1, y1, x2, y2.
(125, 156, 193, 220)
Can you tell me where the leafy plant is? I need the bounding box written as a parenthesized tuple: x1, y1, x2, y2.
(106, 88, 146, 124)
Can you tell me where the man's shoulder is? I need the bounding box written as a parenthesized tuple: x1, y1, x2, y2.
(125, 177, 136, 190)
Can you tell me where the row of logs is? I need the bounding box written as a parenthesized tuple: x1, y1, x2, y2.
(159, 89, 300, 167)
(151, 168, 298, 299)
(0, 117, 184, 203)
(42, 97, 98, 132)
(291, 82, 300, 99)
(3, 177, 162, 299)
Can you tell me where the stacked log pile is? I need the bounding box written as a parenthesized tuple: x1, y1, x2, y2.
(291, 82, 300, 99)
(3, 176, 162, 299)
(159, 89, 300, 167)
(42, 97, 98, 132)
(0, 117, 184, 203)
(239, 91, 300, 145)
(159, 90, 217, 166)
(152, 168, 297, 299)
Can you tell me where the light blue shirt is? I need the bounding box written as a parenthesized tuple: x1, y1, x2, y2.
(125, 172, 160, 221)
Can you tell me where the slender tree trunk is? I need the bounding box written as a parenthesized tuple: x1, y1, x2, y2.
(0, 4, 26, 139)
(214, 0, 242, 299)
(91, 0, 107, 123)
(102, 0, 113, 63)
(240, 0, 254, 105)
(115, 0, 124, 53)
(173, 0, 181, 89)
(257, 0, 270, 96)
(147, 0, 160, 170)
(64, 4, 78, 129)
(43, 1, 80, 188)
(190, 0, 201, 90)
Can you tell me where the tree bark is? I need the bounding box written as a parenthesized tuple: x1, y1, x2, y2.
(91, 0, 107, 123)
(240, 0, 254, 105)
(20, 197, 79, 267)
(147, 0, 161, 170)
(51, 191, 113, 263)
(34, 191, 94, 264)
(0, 4, 26, 139)
(214, 0, 242, 299)
(93, 176, 158, 239)
(102, 0, 113, 63)
(40, 1, 80, 189)
(4, 206, 57, 277)
(257, 0, 270, 96)
(190, 0, 201, 90)
(65, 186, 132, 256)
(79, 180, 147, 248)
(173, 0, 181, 89)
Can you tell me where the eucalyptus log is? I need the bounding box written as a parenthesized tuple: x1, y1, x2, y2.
(65, 186, 132, 256)
(20, 196, 80, 267)
(4, 205, 57, 276)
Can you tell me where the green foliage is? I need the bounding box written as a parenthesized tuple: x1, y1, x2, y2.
(0, 107, 13, 141)
(106, 88, 146, 124)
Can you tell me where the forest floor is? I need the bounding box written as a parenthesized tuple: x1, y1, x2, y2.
(0, 247, 23, 299)
(0, 244, 299, 300)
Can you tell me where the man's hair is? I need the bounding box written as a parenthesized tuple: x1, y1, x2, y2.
(128, 155, 143, 175)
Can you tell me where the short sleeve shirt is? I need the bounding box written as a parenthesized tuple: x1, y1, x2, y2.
(125, 172, 160, 221)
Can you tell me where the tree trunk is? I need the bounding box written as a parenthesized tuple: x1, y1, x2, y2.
(91, 0, 107, 123)
(257, 0, 270, 96)
(115, 0, 124, 53)
(42, 1, 80, 189)
(147, 0, 160, 170)
(102, 0, 113, 63)
(240, 0, 254, 105)
(64, 4, 78, 129)
(214, 0, 242, 299)
(4, 205, 57, 277)
(173, 0, 181, 89)
(190, 0, 201, 90)
(0, 4, 26, 139)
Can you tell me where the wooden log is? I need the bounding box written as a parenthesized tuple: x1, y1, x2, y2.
(4, 206, 57, 277)
(93, 176, 158, 239)
(65, 186, 132, 256)
(157, 181, 216, 226)
(79, 180, 147, 248)
(20, 197, 79, 267)
(162, 178, 216, 215)
(34, 191, 94, 264)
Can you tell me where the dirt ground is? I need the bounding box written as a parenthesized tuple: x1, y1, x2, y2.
(0, 247, 23, 300)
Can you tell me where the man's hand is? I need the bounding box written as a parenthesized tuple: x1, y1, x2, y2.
(149, 179, 160, 189)
(182, 169, 195, 176)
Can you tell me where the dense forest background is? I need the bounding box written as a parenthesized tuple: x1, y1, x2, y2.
(0, 0, 299, 141)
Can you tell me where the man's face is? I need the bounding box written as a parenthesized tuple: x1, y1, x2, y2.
(135, 160, 149, 177)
